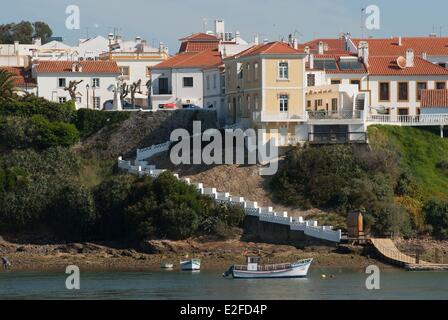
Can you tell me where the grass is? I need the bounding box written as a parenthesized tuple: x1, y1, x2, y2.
(368, 125, 448, 200)
(76, 157, 116, 189)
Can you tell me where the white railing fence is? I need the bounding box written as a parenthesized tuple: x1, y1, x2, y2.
(117, 144, 342, 243)
(367, 114, 448, 125)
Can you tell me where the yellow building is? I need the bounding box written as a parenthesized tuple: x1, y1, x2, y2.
(223, 41, 308, 145)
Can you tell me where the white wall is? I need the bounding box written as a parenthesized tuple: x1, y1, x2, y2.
(116, 59, 160, 94)
(36, 73, 118, 109)
(368, 76, 448, 116)
(151, 67, 204, 108)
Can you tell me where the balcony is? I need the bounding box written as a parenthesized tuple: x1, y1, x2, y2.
(252, 111, 306, 123)
(367, 114, 448, 126)
(308, 132, 368, 144)
(306, 110, 365, 124)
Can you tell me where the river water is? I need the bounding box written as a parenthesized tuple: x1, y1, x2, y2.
(0, 268, 447, 300)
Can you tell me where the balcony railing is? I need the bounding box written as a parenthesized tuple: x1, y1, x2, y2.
(307, 110, 364, 120)
(309, 132, 367, 144)
(252, 111, 305, 122)
(367, 114, 448, 126)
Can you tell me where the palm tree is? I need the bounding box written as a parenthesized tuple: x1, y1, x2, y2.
(0, 69, 16, 101)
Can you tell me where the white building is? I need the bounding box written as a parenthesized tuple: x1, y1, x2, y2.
(33, 60, 120, 109)
(151, 49, 222, 109)
(99, 36, 170, 105)
(0, 66, 37, 95)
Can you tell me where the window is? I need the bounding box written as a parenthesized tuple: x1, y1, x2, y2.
(206, 75, 210, 90)
(76, 97, 82, 104)
(58, 97, 67, 103)
(379, 82, 390, 101)
(119, 66, 130, 80)
(314, 59, 338, 70)
(436, 81, 446, 90)
(398, 108, 409, 116)
(254, 95, 259, 110)
(307, 100, 312, 109)
(307, 74, 315, 87)
(331, 79, 341, 85)
(247, 95, 251, 113)
(92, 78, 100, 88)
(93, 97, 101, 109)
(278, 62, 289, 79)
(237, 63, 243, 80)
(398, 82, 409, 101)
(279, 94, 288, 112)
(158, 78, 169, 94)
(146, 66, 151, 78)
(332, 98, 338, 113)
(438, 63, 447, 69)
(58, 78, 66, 88)
(351, 80, 361, 89)
(416, 82, 427, 101)
(254, 63, 259, 81)
(314, 99, 323, 110)
(246, 64, 251, 81)
(213, 74, 217, 89)
(183, 77, 193, 87)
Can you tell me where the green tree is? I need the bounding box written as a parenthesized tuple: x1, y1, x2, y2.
(423, 199, 448, 239)
(33, 21, 53, 43)
(47, 183, 97, 240)
(0, 69, 16, 101)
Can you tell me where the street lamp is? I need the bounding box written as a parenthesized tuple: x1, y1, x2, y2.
(86, 84, 90, 109)
(92, 85, 97, 109)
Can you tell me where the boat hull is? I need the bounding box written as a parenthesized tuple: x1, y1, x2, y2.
(230, 260, 312, 279)
(180, 260, 201, 271)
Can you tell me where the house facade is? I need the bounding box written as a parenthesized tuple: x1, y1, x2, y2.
(33, 60, 120, 109)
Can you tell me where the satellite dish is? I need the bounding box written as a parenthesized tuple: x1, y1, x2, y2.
(397, 56, 407, 69)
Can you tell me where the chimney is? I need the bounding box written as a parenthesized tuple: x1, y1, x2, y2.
(135, 36, 142, 44)
(235, 31, 241, 44)
(422, 52, 428, 60)
(304, 46, 310, 54)
(318, 41, 324, 54)
(14, 41, 19, 53)
(159, 42, 166, 54)
(309, 54, 314, 69)
(358, 41, 369, 67)
(215, 20, 225, 39)
(406, 49, 414, 67)
(33, 38, 42, 46)
(398, 36, 402, 46)
(254, 35, 259, 45)
(293, 38, 298, 50)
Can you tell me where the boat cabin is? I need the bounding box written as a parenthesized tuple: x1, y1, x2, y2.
(247, 256, 260, 271)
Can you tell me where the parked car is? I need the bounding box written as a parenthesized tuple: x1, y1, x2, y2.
(182, 104, 201, 109)
(159, 103, 177, 109)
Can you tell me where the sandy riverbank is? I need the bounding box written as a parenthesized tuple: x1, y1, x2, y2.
(0, 237, 391, 272)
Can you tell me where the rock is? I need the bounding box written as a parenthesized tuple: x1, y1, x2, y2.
(141, 240, 171, 254)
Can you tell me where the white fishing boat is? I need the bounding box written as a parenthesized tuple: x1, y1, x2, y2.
(223, 257, 313, 279)
(180, 259, 201, 271)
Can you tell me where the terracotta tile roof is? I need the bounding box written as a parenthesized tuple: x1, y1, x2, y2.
(227, 41, 304, 59)
(179, 32, 220, 53)
(421, 89, 448, 108)
(367, 56, 448, 76)
(179, 41, 219, 53)
(34, 61, 120, 74)
(179, 32, 219, 42)
(0, 67, 36, 87)
(153, 49, 222, 69)
(301, 39, 350, 55)
(352, 37, 448, 56)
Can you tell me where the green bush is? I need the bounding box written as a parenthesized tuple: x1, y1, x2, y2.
(0, 95, 76, 122)
(423, 199, 448, 239)
(0, 115, 79, 149)
(74, 109, 131, 138)
(46, 182, 97, 240)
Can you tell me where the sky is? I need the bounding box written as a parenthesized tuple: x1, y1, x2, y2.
(2, 0, 448, 52)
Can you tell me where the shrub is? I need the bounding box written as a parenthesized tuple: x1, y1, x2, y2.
(74, 109, 131, 138)
(423, 199, 448, 239)
(0, 115, 79, 149)
(46, 183, 97, 240)
(0, 95, 76, 122)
